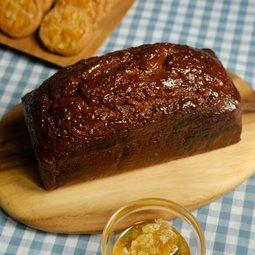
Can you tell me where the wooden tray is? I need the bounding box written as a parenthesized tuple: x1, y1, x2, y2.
(0, 72, 255, 234)
(0, 0, 135, 67)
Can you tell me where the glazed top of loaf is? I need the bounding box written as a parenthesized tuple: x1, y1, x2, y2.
(22, 43, 240, 159)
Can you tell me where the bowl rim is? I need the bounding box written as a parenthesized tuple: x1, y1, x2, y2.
(101, 197, 206, 255)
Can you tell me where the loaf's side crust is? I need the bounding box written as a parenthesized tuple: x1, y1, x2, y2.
(46, 110, 241, 190)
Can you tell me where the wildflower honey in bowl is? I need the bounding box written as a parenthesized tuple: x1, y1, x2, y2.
(113, 219, 190, 255)
(101, 198, 206, 255)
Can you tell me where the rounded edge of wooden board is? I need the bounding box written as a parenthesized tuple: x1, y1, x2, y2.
(0, 72, 255, 234)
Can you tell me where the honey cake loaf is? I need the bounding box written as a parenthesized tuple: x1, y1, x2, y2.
(22, 43, 242, 190)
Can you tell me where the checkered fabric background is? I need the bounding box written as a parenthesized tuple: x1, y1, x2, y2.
(0, 0, 255, 254)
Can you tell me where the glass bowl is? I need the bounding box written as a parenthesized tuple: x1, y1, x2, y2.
(101, 197, 206, 255)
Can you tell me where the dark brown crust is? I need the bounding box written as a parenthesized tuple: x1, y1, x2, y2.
(22, 43, 242, 190)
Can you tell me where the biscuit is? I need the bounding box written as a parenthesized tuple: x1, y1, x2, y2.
(0, 0, 43, 38)
(56, 0, 106, 24)
(40, 0, 55, 12)
(102, 0, 119, 13)
(39, 3, 93, 56)
(39, 0, 111, 56)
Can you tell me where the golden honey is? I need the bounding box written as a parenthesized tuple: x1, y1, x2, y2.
(113, 219, 191, 255)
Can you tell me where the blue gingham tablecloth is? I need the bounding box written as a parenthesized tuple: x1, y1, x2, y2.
(0, 0, 255, 254)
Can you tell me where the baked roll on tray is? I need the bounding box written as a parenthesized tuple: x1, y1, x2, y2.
(22, 43, 242, 190)
(0, 0, 54, 38)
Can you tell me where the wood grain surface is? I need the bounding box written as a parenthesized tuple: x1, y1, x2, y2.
(0, 0, 135, 67)
(0, 72, 255, 234)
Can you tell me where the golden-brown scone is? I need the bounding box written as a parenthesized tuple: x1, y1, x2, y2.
(103, 0, 119, 13)
(39, 0, 107, 56)
(0, 0, 43, 38)
(39, 0, 55, 12)
(39, 0, 120, 56)
(56, 0, 107, 23)
(39, 3, 93, 56)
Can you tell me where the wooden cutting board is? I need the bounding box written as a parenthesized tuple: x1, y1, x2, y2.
(0, 72, 255, 234)
(0, 0, 135, 67)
